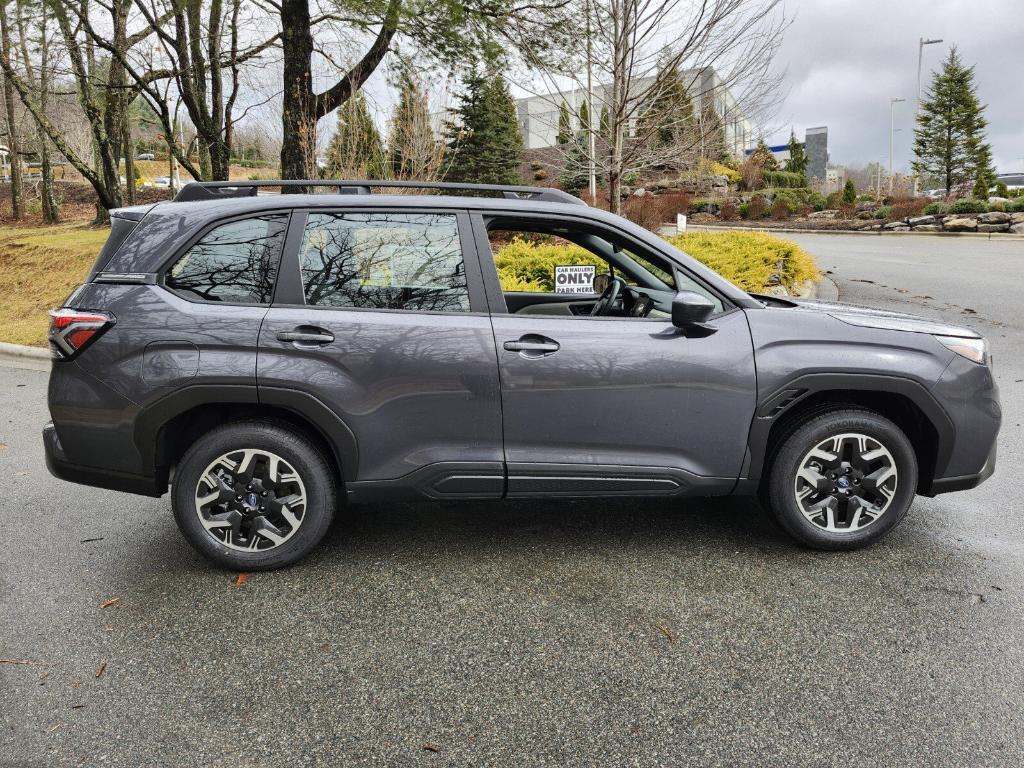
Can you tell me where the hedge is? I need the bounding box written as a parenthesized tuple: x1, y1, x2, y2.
(492, 231, 819, 295)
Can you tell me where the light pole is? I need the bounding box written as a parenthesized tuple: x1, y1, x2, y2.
(914, 37, 943, 194)
(890, 97, 906, 195)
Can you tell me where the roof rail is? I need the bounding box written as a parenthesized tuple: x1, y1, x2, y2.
(173, 179, 586, 206)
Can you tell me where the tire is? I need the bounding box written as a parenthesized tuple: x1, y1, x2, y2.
(766, 408, 917, 550)
(172, 420, 337, 570)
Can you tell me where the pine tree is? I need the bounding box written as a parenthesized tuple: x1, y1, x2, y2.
(388, 71, 438, 180)
(557, 101, 572, 145)
(559, 136, 591, 196)
(971, 142, 995, 199)
(444, 68, 524, 186)
(912, 47, 994, 196)
(324, 92, 384, 178)
(639, 63, 695, 148)
(843, 178, 856, 204)
(599, 104, 610, 139)
(786, 130, 807, 179)
(750, 138, 778, 171)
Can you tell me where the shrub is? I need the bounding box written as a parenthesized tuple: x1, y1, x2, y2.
(773, 189, 801, 213)
(1008, 197, 1024, 212)
(842, 178, 856, 204)
(654, 192, 692, 219)
(949, 198, 988, 214)
(622, 196, 664, 231)
(762, 170, 806, 188)
(873, 206, 892, 219)
(703, 159, 741, 185)
(770, 198, 790, 220)
(808, 192, 826, 211)
(747, 196, 768, 219)
(988, 201, 1007, 212)
(923, 202, 950, 216)
(666, 231, 819, 293)
(719, 200, 739, 220)
(533, 169, 547, 181)
(825, 191, 843, 209)
(889, 196, 928, 220)
(994, 180, 1009, 198)
(739, 202, 750, 219)
(493, 237, 603, 292)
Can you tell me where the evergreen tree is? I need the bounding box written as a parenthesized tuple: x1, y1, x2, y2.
(388, 71, 436, 179)
(324, 92, 384, 178)
(578, 100, 590, 138)
(785, 130, 807, 178)
(843, 178, 856, 204)
(912, 47, 994, 195)
(750, 138, 778, 171)
(559, 136, 591, 196)
(639, 63, 695, 148)
(557, 101, 572, 145)
(599, 104, 610, 139)
(444, 68, 524, 186)
(971, 141, 995, 199)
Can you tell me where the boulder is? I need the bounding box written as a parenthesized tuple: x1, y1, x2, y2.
(908, 215, 938, 227)
(913, 224, 942, 232)
(1010, 222, 1024, 234)
(977, 223, 1010, 233)
(978, 211, 1011, 224)
(1011, 212, 1024, 224)
(809, 209, 838, 219)
(883, 221, 909, 230)
(943, 217, 978, 232)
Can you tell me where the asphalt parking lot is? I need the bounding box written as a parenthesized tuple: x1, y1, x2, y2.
(2, 233, 1022, 767)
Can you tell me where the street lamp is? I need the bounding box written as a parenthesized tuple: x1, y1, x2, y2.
(890, 97, 906, 195)
(914, 37, 943, 194)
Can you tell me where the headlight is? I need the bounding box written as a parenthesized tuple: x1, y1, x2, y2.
(935, 334, 990, 365)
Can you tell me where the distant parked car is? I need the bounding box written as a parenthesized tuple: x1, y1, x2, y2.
(136, 152, 155, 161)
(152, 176, 172, 188)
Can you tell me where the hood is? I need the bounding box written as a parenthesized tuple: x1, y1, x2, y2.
(751, 294, 981, 339)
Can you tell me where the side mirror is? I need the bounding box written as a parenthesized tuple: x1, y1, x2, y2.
(671, 290, 716, 329)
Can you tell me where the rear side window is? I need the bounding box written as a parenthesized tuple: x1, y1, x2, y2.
(166, 214, 288, 303)
(298, 212, 470, 312)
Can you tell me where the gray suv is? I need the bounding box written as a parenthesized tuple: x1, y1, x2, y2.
(43, 181, 1000, 570)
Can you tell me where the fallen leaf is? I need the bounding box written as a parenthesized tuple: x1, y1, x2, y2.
(80, 537, 104, 544)
(0, 658, 51, 667)
(962, 308, 977, 314)
(71, 679, 81, 689)
(99, 597, 120, 609)
(235, 572, 248, 588)
(71, 704, 86, 710)
(103, 625, 114, 633)
(423, 743, 441, 753)
(655, 623, 675, 644)
(95, 661, 107, 679)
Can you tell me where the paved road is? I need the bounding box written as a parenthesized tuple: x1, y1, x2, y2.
(2, 233, 1022, 767)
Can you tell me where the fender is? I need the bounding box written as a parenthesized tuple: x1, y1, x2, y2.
(133, 384, 360, 482)
(738, 372, 955, 491)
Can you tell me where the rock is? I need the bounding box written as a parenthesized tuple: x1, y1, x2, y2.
(908, 215, 938, 227)
(858, 223, 882, 231)
(632, 187, 648, 197)
(913, 224, 942, 232)
(943, 217, 978, 232)
(809, 209, 838, 219)
(987, 197, 1010, 204)
(978, 211, 1011, 224)
(1011, 212, 1024, 224)
(1010, 222, 1024, 234)
(855, 211, 874, 220)
(977, 223, 1010, 233)
(856, 201, 880, 213)
(883, 221, 909, 230)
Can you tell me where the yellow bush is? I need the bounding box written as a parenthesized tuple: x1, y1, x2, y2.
(666, 231, 819, 292)
(701, 159, 741, 185)
(493, 237, 605, 291)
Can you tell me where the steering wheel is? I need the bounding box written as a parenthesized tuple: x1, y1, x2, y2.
(590, 276, 625, 316)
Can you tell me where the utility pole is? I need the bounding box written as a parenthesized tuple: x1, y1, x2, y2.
(914, 37, 943, 195)
(585, 0, 596, 200)
(890, 97, 906, 195)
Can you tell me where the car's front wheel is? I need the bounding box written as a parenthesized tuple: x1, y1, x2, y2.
(766, 408, 918, 550)
(172, 421, 337, 570)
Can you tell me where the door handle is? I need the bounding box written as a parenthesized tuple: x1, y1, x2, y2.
(503, 335, 560, 357)
(277, 328, 335, 345)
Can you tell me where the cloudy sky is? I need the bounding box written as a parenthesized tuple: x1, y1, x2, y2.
(770, 0, 1024, 174)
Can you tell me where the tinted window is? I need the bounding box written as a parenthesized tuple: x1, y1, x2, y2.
(166, 214, 288, 303)
(299, 212, 470, 312)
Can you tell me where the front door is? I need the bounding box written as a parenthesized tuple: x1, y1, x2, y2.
(258, 209, 504, 500)
(475, 214, 757, 497)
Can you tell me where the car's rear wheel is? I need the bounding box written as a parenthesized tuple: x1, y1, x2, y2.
(172, 421, 337, 570)
(766, 408, 918, 550)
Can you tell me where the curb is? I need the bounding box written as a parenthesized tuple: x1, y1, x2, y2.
(809, 275, 840, 302)
(0, 341, 51, 371)
(680, 223, 1024, 241)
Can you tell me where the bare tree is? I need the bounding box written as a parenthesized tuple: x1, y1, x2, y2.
(0, 1, 24, 219)
(524, 0, 788, 212)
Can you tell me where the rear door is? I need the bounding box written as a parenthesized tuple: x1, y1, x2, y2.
(258, 208, 504, 500)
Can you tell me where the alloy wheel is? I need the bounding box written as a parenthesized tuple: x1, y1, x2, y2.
(793, 432, 898, 532)
(194, 448, 307, 552)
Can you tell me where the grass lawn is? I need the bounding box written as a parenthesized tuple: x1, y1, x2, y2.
(0, 222, 109, 346)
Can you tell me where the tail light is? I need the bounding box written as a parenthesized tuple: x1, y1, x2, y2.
(48, 308, 115, 360)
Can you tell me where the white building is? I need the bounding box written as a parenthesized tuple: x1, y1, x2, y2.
(513, 68, 752, 158)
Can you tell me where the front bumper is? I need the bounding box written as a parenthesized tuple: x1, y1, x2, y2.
(43, 422, 164, 497)
(925, 441, 996, 496)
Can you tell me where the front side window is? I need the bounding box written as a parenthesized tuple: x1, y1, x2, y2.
(299, 212, 470, 312)
(165, 214, 288, 303)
